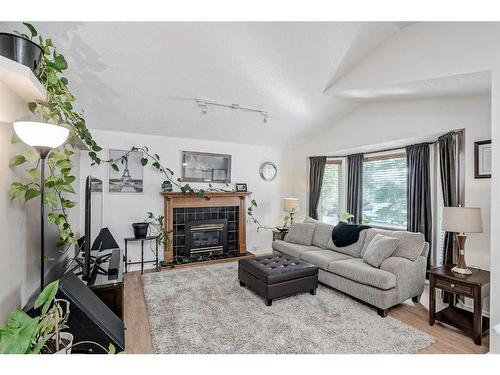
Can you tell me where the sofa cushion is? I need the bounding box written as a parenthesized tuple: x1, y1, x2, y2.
(328, 258, 397, 290)
(284, 223, 315, 246)
(327, 229, 368, 258)
(300, 249, 352, 271)
(272, 240, 317, 258)
(361, 228, 424, 261)
(362, 234, 399, 268)
(311, 223, 334, 249)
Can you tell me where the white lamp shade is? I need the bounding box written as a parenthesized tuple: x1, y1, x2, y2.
(283, 198, 299, 213)
(441, 207, 483, 233)
(13, 121, 69, 149)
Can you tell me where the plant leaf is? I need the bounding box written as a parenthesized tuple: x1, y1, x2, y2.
(23, 22, 37, 38)
(58, 184, 75, 194)
(34, 280, 59, 315)
(10, 182, 27, 200)
(111, 163, 119, 172)
(9, 155, 26, 167)
(141, 158, 148, 166)
(25, 167, 40, 182)
(25, 188, 40, 201)
(23, 148, 40, 163)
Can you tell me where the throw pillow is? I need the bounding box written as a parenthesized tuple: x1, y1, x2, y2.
(332, 221, 371, 247)
(362, 234, 399, 268)
(284, 223, 315, 246)
(311, 223, 334, 249)
(303, 216, 318, 224)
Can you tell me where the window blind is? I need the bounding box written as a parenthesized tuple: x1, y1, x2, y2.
(362, 154, 407, 228)
(319, 161, 343, 224)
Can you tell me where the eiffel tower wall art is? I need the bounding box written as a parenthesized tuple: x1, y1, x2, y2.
(109, 149, 144, 193)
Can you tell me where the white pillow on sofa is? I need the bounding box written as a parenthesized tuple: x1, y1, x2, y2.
(284, 223, 315, 246)
(362, 234, 399, 268)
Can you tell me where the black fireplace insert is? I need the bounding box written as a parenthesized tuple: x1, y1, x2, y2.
(184, 219, 228, 257)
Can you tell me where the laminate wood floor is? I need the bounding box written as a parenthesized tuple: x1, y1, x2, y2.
(123, 267, 489, 354)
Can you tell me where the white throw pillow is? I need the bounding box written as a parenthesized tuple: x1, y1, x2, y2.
(362, 234, 399, 268)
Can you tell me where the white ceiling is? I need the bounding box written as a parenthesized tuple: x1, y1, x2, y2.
(326, 71, 491, 101)
(2, 22, 487, 147)
(1, 22, 409, 146)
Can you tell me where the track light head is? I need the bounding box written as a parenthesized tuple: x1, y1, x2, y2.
(261, 112, 269, 123)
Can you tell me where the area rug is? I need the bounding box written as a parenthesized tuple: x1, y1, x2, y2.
(142, 262, 435, 354)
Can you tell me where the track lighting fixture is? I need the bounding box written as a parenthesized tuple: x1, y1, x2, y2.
(194, 98, 269, 123)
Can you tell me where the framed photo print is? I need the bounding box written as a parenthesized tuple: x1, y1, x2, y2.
(474, 140, 491, 179)
(181, 151, 231, 183)
(235, 183, 248, 192)
(109, 149, 144, 193)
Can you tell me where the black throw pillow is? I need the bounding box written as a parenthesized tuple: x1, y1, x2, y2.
(332, 221, 371, 247)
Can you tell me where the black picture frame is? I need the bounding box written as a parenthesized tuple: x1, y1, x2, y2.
(474, 140, 491, 179)
(235, 183, 247, 192)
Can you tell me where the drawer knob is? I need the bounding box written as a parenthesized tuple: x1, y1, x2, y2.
(450, 283, 455, 288)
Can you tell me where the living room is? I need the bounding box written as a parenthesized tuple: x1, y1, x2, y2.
(1, 0, 500, 371)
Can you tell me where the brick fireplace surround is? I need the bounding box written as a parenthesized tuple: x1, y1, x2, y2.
(161, 192, 251, 262)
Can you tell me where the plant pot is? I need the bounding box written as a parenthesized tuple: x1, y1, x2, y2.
(132, 222, 149, 238)
(42, 332, 74, 354)
(0, 33, 44, 75)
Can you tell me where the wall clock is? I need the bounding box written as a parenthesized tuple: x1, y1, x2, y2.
(259, 161, 277, 181)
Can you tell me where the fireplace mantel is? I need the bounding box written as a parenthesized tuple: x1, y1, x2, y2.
(161, 191, 251, 262)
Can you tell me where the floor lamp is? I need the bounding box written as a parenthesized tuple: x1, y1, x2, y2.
(13, 121, 69, 291)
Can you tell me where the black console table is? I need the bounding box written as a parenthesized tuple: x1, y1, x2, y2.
(71, 248, 124, 319)
(124, 236, 159, 274)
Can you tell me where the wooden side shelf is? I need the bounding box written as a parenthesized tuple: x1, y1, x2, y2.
(435, 306, 489, 335)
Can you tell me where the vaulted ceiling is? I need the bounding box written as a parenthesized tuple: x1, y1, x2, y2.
(3, 22, 483, 147)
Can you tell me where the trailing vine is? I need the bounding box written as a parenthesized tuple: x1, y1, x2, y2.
(7, 23, 273, 251)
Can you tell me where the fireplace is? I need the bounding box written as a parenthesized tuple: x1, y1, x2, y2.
(162, 192, 250, 262)
(185, 219, 228, 257)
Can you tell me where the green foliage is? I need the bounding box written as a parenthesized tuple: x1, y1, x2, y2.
(145, 212, 171, 248)
(0, 309, 41, 354)
(340, 212, 355, 223)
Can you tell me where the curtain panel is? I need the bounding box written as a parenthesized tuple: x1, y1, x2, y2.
(346, 153, 364, 224)
(308, 156, 327, 220)
(406, 143, 432, 271)
(438, 132, 458, 265)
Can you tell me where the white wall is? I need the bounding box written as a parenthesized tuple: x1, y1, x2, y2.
(79, 129, 290, 268)
(293, 96, 491, 269)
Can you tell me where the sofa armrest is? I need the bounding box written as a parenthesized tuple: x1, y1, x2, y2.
(380, 256, 427, 302)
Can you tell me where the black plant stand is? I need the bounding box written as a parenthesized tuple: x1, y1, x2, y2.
(124, 236, 159, 274)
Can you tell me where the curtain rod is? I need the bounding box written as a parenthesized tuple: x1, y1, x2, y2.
(310, 129, 462, 159)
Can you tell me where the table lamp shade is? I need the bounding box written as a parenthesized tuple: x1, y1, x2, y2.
(14, 121, 69, 149)
(441, 207, 483, 233)
(283, 198, 299, 213)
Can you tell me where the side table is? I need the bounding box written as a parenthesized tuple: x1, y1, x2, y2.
(124, 236, 160, 274)
(429, 265, 490, 345)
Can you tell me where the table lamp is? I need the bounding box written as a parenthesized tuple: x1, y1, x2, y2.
(441, 206, 482, 275)
(283, 198, 299, 225)
(13, 121, 69, 290)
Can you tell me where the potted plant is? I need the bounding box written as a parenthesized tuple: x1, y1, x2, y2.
(0, 23, 44, 74)
(0, 280, 117, 354)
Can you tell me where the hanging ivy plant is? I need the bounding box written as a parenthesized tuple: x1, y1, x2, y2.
(8, 23, 271, 252)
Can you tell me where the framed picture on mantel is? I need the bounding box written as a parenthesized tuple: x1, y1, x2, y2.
(474, 140, 491, 179)
(181, 151, 231, 183)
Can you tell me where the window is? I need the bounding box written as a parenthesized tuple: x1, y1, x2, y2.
(319, 160, 343, 224)
(362, 152, 407, 229)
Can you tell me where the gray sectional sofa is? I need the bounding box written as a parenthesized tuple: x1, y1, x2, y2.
(272, 220, 429, 317)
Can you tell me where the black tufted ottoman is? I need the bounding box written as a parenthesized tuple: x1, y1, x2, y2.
(238, 255, 319, 306)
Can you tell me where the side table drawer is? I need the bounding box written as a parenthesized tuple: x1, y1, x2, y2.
(435, 278, 473, 296)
